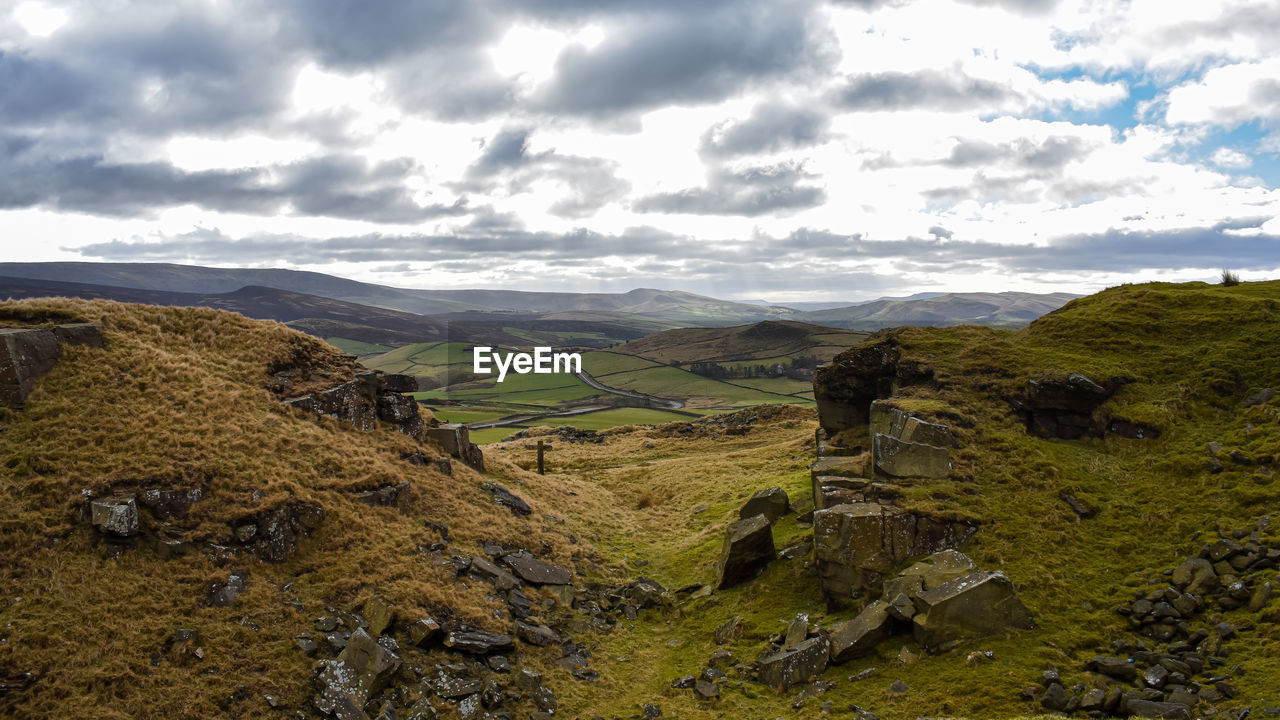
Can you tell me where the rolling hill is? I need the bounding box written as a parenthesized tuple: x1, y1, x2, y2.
(0, 262, 1077, 330)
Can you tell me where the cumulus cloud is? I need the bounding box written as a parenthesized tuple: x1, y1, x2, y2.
(633, 162, 826, 216)
(700, 103, 831, 157)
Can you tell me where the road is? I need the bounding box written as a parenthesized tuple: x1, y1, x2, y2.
(573, 370, 684, 409)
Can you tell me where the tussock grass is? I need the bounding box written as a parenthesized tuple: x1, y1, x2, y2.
(0, 298, 594, 719)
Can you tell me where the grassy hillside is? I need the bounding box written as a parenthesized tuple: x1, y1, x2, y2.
(0, 298, 605, 720)
(609, 320, 868, 364)
(482, 280, 1280, 718)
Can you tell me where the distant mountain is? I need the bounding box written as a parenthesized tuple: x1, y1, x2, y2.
(0, 262, 1079, 336)
(0, 276, 450, 343)
(795, 291, 1081, 330)
(0, 262, 791, 325)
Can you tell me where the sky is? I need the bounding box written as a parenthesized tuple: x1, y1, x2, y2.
(1, 0, 1278, 303)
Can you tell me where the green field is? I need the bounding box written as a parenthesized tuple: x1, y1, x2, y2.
(581, 350, 665, 376)
(324, 337, 395, 355)
(594, 365, 805, 407)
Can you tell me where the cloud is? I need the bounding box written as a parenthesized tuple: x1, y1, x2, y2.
(700, 102, 831, 157)
(928, 225, 953, 240)
(944, 136, 1090, 170)
(834, 69, 1015, 112)
(533, 1, 836, 117)
(0, 145, 470, 222)
(461, 128, 631, 218)
(1165, 57, 1280, 128)
(633, 162, 826, 216)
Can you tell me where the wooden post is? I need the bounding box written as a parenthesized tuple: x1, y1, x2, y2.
(536, 440, 545, 475)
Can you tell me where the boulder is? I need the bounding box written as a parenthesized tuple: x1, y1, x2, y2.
(739, 487, 790, 524)
(911, 571, 1034, 650)
(427, 424, 485, 470)
(353, 482, 411, 512)
(482, 482, 530, 516)
(1125, 699, 1191, 719)
(138, 487, 202, 519)
(468, 555, 519, 591)
(714, 616, 743, 645)
(1171, 556, 1217, 595)
(756, 636, 829, 692)
(502, 551, 572, 585)
(315, 628, 402, 715)
(362, 596, 395, 637)
(378, 374, 419, 394)
(828, 600, 894, 663)
(442, 628, 515, 655)
(312, 379, 377, 431)
(408, 617, 441, 645)
(814, 503, 978, 609)
(90, 495, 139, 537)
(1243, 387, 1275, 407)
(716, 514, 775, 590)
(873, 434, 950, 479)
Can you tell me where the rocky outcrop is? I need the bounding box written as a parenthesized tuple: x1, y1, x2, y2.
(1, 322, 103, 408)
(1009, 372, 1154, 440)
(232, 501, 324, 563)
(873, 433, 950, 479)
(814, 502, 978, 609)
(813, 335, 933, 437)
(716, 514, 776, 589)
(283, 369, 431, 440)
(427, 424, 485, 471)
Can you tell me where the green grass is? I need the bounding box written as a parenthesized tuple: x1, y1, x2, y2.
(600, 365, 801, 408)
(581, 350, 666, 376)
(361, 341, 472, 375)
(323, 337, 395, 356)
(725, 376, 815, 396)
(422, 370, 605, 407)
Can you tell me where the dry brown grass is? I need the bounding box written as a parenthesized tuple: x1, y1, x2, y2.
(0, 298, 594, 719)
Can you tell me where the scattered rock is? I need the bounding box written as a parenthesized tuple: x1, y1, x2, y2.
(90, 495, 139, 537)
(1059, 491, 1095, 518)
(714, 616, 743, 645)
(482, 482, 530, 516)
(502, 551, 572, 585)
(756, 636, 829, 692)
(442, 628, 514, 655)
(207, 570, 248, 607)
(1244, 387, 1275, 407)
(911, 571, 1034, 650)
(716, 514, 775, 590)
(314, 628, 401, 715)
(829, 600, 894, 663)
(889, 679, 908, 696)
(739, 487, 790, 524)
